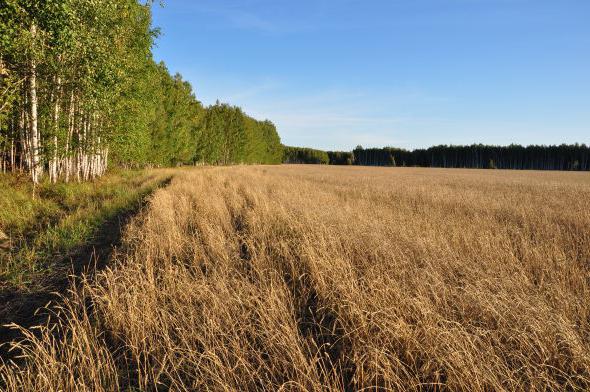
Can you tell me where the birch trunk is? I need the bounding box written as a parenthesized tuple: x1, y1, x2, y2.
(19, 90, 28, 172)
(84, 114, 90, 181)
(10, 137, 15, 171)
(50, 75, 61, 183)
(103, 146, 109, 176)
(29, 23, 41, 183)
(1, 139, 4, 173)
(65, 92, 75, 182)
(75, 110, 84, 183)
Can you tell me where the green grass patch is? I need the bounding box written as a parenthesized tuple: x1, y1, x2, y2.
(0, 169, 171, 288)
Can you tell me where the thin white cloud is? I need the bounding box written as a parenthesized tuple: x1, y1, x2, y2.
(228, 86, 456, 150)
(178, 0, 318, 34)
(224, 79, 283, 102)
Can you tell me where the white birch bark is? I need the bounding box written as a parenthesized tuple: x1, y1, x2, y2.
(50, 75, 61, 183)
(19, 91, 30, 172)
(65, 91, 75, 182)
(29, 23, 41, 183)
(10, 138, 15, 171)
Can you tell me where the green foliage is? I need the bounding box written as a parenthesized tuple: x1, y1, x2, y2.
(196, 102, 283, 165)
(0, 0, 282, 181)
(352, 146, 398, 167)
(352, 144, 590, 170)
(283, 146, 329, 164)
(287, 144, 590, 171)
(145, 66, 203, 167)
(327, 150, 354, 165)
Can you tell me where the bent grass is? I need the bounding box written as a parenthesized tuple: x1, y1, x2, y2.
(2, 166, 590, 391)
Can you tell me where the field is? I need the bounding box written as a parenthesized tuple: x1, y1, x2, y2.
(0, 170, 172, 358)
(0, 170, 171, 286)
(2, 165, 590, 391)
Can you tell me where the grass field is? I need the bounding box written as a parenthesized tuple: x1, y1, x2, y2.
(0, 169, 173, 361)
(0, 170, 171, 287)
(2, 165, 590, 391)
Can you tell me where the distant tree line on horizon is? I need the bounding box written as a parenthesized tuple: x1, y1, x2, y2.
(283, 144, 590, 171)
(283, 146, 329, 165)
(0, 0, 282, 183)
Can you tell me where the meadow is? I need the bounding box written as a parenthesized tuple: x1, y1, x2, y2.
(2, 165, 590, 391)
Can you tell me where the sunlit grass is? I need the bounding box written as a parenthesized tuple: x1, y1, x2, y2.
(0, 170, 171, 287)
(2, 166, 589, 391)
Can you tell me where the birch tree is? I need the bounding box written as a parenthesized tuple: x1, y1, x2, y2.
(0, 0, 284, 181)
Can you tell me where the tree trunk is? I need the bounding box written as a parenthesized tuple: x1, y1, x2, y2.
(19, 88, 29, 172)
(10, 137, 15, 172)
(50, 75, 61, 183)
(64, 91, 75, 182)
(29, 23, 41, 184)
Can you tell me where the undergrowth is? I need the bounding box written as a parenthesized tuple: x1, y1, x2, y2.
(0, 169, 170, 287)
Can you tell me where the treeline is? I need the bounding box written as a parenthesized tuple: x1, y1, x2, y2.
(327, 151, 354, 165)
(353, 144, 590, 170)
(283, 146, 329, 164)
(196, 102, 282, 165)
(0, 0, 282, 183)
(285, 144, 590, 170)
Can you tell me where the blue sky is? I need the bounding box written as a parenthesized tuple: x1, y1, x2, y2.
(151, 0, 590, 151)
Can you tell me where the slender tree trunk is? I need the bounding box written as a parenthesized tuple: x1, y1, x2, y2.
(50, 75, 61, 183)
(64, 91, 75, 182)
(1, 135, 5, 173)
(103, 146, 109, 175)
(29, 23, 41, 184)
(19, 88, 29, 172)
(81, 113, 88, 181)
(75, 109, 84, 183)
(10, 137, 15, 172)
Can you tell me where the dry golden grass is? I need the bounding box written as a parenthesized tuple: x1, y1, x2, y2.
(2, 165, 590, 391)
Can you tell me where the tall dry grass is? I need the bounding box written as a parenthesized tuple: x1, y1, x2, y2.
(2, 165, 590, 391)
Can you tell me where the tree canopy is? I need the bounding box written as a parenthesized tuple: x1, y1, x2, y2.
(352, 144, 590, 170)
(283, 146, 329, 165)
(0, 0, 282, 182)
(286, 144, 590, 171)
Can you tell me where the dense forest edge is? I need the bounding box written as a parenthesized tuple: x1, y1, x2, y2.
(2, 1, 587, 182)
(284, 144, 590, 171)
(0, 1, 283, 184)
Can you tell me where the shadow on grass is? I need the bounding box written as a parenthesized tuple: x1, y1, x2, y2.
(0, 176, 172, 361)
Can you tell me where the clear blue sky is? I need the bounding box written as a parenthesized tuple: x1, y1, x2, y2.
(151, 0, 590, 151)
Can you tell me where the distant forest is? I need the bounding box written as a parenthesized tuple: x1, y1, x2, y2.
(0, 1, 282, 183)
(284, 144, 590, 171)
(283, 146, 329, 165)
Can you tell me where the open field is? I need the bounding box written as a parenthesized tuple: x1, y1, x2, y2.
(2, 165, 590, 391)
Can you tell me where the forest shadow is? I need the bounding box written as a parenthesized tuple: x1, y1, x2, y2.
(0, 176, 172, 361)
